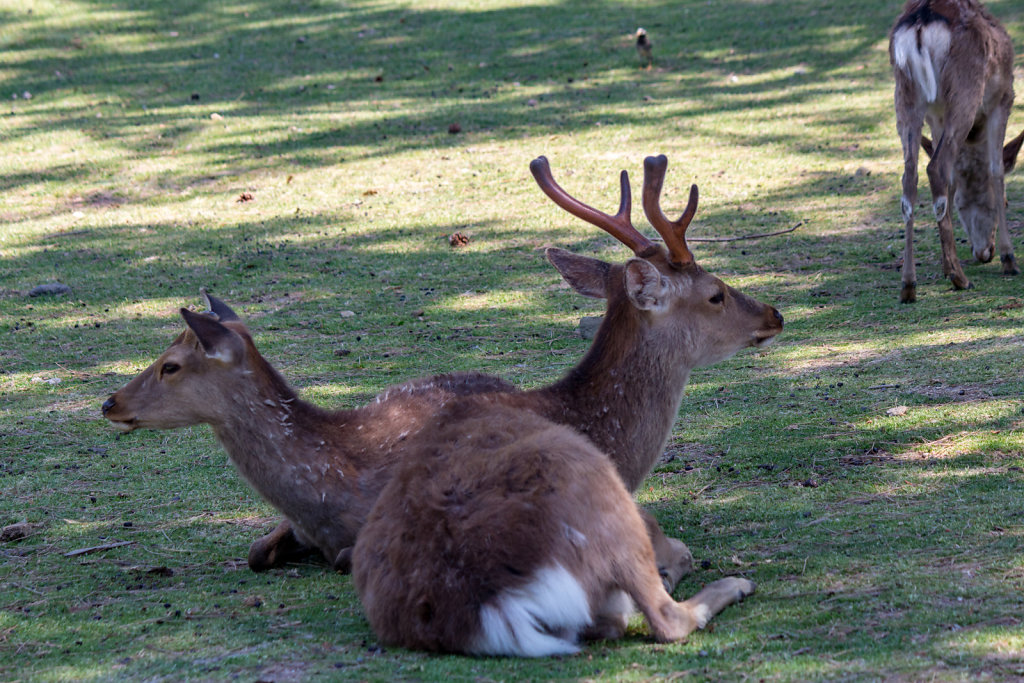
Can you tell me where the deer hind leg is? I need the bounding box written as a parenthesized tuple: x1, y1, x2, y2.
(611, 507, 753, 643)
(640, 509, 693, 593)
(247, 518, 317, 571)
(926, 132, 971, 290)
(897, 106, 923, 302)
(624, 551, 755, 643)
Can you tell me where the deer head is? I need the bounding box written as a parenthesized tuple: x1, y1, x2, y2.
(921, 129, 1024, 263)
(531, 155, 782, 371)
(101, 294, 283, 432)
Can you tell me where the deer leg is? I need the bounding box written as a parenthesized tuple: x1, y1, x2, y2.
(639, 508, 693, 593)
(989, 105, 1019, 275)
(628, 555, 755, 643)
(996, 176, 1018, 275)
(582, 589, 633, 641)
(247, 519, 316, 571)
(610, 511, 752, 643)
(900, 141, 920, 302)
(332, 546, 353, 573)
(676, 577, 757, 631)
(897, 110, 924, 302)
(926, 135, 971, 290)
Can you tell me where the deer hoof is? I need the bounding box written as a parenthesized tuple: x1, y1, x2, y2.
(247, 540, 280, 572)
(949, 274, 972, 290)
(899, 283, 917, 303)
(332, 547, 353, 573)
(726, 577, 757, 600)
(1002, 254, 1020, 276)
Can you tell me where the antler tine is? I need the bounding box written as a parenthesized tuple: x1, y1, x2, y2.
(642, 154, 697, 267)
(530, 156, 657, 256)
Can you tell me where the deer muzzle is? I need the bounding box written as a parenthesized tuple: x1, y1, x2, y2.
(101, 396, 138, 432)
(752, 307, 784, 347)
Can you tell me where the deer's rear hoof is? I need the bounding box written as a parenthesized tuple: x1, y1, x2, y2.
(1002, 254, 1020, 276)
(900, 283, 917, 303)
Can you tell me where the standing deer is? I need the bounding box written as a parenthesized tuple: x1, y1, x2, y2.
(890, 0, 1024, 302)
(102, 155, 782, 594)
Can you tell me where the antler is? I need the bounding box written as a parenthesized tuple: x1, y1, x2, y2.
(530, 156, 658, 256)
(642, 155, 698, 267)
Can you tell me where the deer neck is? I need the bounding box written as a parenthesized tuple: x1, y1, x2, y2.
(535, 307, 692, 492)
(207, 361, 369, 532)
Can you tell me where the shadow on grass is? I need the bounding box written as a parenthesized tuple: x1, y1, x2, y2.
(2, 0, 905, 192)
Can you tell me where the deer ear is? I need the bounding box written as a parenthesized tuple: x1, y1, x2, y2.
(1003, 128, 1024, 173)
(546, 248, 610, 299)
(624, 259, 669, 311)
(200, 288, 241, 322)
(181, 308, 243, 363)
(920, 136, 934, 158)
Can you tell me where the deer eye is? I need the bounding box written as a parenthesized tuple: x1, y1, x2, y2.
(708, 291, 725, 305)
(161, 362, 181, 377)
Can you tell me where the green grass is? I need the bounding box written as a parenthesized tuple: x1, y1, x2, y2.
(3, 0, 1024, 680)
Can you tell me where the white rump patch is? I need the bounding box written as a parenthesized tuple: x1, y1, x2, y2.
(470, 563, 592, 657)
(892, 23, 950, 103)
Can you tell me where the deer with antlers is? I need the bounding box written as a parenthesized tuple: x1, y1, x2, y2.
(102, 155, 782, 599)
(102, 155, 777, 655)
(890, 0, 1024, 302)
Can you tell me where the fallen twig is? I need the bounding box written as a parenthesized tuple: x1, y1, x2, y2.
(868, 384, 901, 390)
(688, 221, 803, 243)
(64, 540, 134, 557)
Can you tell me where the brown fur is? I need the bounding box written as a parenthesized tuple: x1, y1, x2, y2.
(353, 397, 753, 655)
(890, 0, 1024, 302)
(102, 310, 514, 569)
(103, 157, 782, 587)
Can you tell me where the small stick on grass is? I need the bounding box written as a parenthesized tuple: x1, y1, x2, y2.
(63, 540, 134, 557)
(689, 221, 803, 243)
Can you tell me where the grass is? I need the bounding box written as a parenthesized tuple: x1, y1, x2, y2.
(2, 0, 1024, 680)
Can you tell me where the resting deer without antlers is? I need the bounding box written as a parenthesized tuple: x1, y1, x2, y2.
(102, 155, 782, 595)
(890, 0, 1024, 302)
(353, 396, 755, 656)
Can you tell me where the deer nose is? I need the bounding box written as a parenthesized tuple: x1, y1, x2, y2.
(772, 308, 784, 326)
(101, 397, 116, 415)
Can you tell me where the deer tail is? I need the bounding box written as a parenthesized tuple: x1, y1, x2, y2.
(892, 23, 951, 104)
